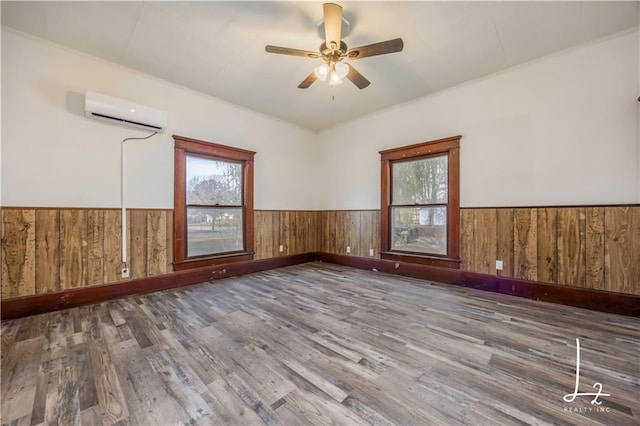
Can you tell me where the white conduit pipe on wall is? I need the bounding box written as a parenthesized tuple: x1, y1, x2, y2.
(121, 132, 158, 273)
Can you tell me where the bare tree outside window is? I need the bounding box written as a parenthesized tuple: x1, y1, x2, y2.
(186, 156, 244, 257)
(391, 155, 448, 255)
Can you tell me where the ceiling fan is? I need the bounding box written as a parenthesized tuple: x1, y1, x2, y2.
(265, 3, 404, 89)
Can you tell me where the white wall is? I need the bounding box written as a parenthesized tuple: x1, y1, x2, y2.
(317, 30, 640, 209)
(1, 29, 320, 210)
(3, 29, 638, 212)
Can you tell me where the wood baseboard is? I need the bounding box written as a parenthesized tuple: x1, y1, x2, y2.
(1, 253, 315, 320)
(316, 253, 640, 317)
(3, 251, 638, 319)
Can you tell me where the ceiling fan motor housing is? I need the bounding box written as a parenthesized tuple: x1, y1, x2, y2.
(320, 41, 348, 61)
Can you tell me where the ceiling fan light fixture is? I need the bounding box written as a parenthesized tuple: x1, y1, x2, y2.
(314, 63, 330, 81)
(335, 62, 349, 79)
(329, 70, 343, 86)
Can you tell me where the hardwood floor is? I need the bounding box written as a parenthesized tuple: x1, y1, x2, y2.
(2, 262, 638, 425)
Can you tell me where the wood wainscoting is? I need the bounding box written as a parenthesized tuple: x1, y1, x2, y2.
(1, 208, 320, 301)
(319, 210, 380, 258)
(1, 208, 173, 298)
(2, 206, 638, 318)
(319, 206, 640, 296)
(254, 210, 321, 259)
(460, 206, 640, 295)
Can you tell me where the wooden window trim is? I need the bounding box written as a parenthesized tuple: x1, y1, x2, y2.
(173, 135, 255, 271)
(379, 135, 461, 268)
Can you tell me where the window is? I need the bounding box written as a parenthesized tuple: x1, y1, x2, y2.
(380, 136, 460, 268)
(173, 135, 254, 271)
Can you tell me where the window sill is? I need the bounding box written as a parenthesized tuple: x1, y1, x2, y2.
(173, 252, 254, 271)
(380, 251, 460, 269)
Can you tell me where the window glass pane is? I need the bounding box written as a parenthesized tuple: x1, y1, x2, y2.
(391, 206, 447, 255)
(186, 156, 242, 205)
(392, 155, 448, 205)
(187, 207, 243, 257)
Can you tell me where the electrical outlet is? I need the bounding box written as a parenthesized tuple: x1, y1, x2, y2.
(496, 260, 504, 271)
(346, 246, 351, 254)
(369, 248, 374, 257)
(121, 267, 130, 278)
(279, 245, 284, 253)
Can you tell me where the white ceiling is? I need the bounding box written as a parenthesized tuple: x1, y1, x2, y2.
(2, 1, 638, 131)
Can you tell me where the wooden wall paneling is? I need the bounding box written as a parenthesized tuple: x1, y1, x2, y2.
(605, 207, 640, 295)
(254, 210, 273, 259)
(253, 210, 262, 259)
(293, 211, 302, 254)
(166, 210, 174, 272)
(294, 211, 313, 254)
(320, 211, 327, 253)
(317, 212, 324, 253)
(103, 210, 123, 283)
(459, 209, 474, 271)
(335, 211, 348, 254)
(513, 209, 537, 281)
(298, 211, 305, 254)
(324, 210, 337, 253)
(86, 210, 104, 286)
(292, 211, 302, 254)
(257, 211, 267, 258)
(35, 209, 60, 293)
(147, 210, 167, 276)
(361, 211, 374, 258)
(536, 208, 557, 284)
(557, 208, 586, 287)
(313, 211, 323, 251)
(348, 211, 361, 256)
(265, 211, 280, 258)
(331, 211, 341, 253)
(585, 207, 605, 290)
(279, 211, 292, 255)
(359, 211, 373, 258)
(60, 209, 87, 290)
(126, 210, 132, 279)
(271, 211, 281, 257)
(472, 209, 497, 274)
(253, 211, 266, 259)
(290, 211, 299, 254)
(496, 209, 514, 278)
(1, 209, 36, 297)
(372, 210, 380, 257)
(130, 210, 147, 279)
(323, 211, 336, 254)
(306, 211, 316, 253)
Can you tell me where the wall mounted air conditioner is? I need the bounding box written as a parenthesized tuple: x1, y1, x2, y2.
(84, 91, 168, 133)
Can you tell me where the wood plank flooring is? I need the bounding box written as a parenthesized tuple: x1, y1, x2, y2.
(2, 262, 639, 425)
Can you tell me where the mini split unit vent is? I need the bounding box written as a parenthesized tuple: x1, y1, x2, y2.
(84, 91, 168, 132)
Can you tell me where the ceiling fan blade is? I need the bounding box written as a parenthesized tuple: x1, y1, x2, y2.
(265, 45, 320, 58)
(347, 38, 404, 60)
(298, 72, 318, 89)
(346, 65, 370, 89)
(323, 3, 343, 51)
